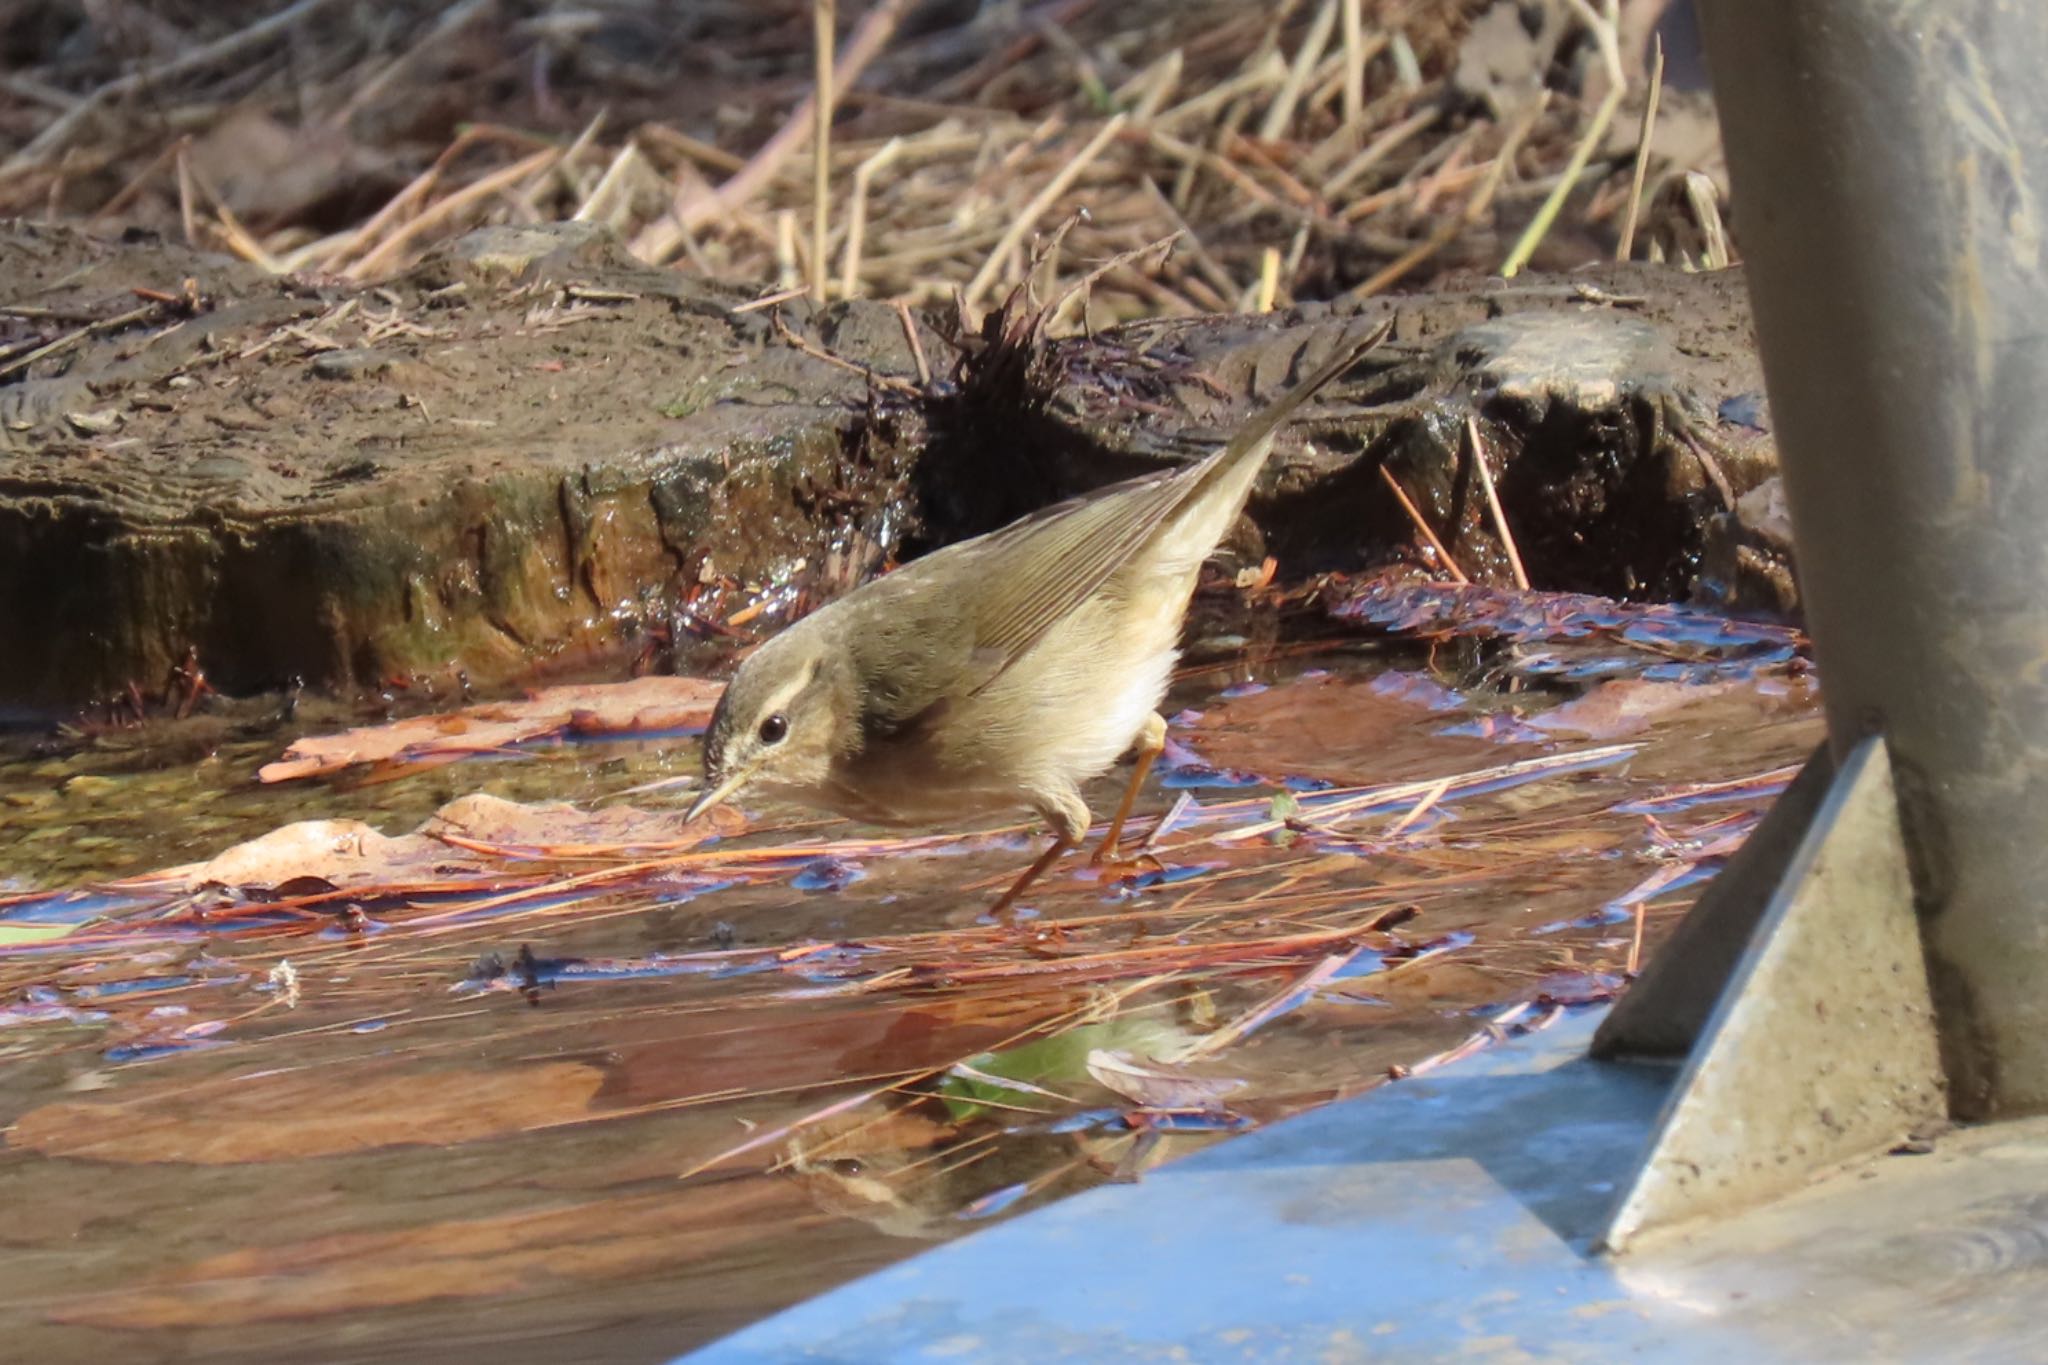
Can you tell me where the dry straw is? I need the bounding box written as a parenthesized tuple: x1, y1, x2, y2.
(1, 3, 1712, 331)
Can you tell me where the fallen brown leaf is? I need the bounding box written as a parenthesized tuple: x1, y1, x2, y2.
(51, 1178, 820, 1329)
(1188, 672, 1513, 786)
(1529, 677, 1739, 739)
(130, 793, 741, 894)
(259, 675, 721, 783)
(8, 1061, 606, 1164)
(1085, 1050, 1245, 1110)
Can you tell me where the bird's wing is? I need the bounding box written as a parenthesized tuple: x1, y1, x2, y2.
(960, 472, 1192, 690)
(961, 322, 1389, 695)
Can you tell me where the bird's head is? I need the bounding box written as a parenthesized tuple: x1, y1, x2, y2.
(689, 622, 851, 822)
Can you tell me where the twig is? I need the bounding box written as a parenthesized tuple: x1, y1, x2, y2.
(1171, 950, 1358, 1061)
(88, 134, 189, 222)
(1149, 50, 1287, 134)
(1381, 777, 1452, 839)
(522, 107, 607, 215)
(180, 158, 283, 272)
(1226, 132, 1321, 207)
(327, 0, 493, 132)
(321, 155, 448, 273)
(1026, 207, 1086, 309)
(1254, 246, 1281, 312)
(1501, 0, 1626, 278)
(573, 141, 649, 225)
(175, 144, 197, 247)
(1324, 102, 1438, 197)
(0, 71, 81, 112)
(1259, 0, 1339, 141)
(636, 123, 748, 176)
(1337, 117, 1478, 221)
(677, 984, 1147, 1181)
(45, 144, 77, 217)
(811, 0, 837, 305)
(1122, 47, 1184, 121)
(963, 113, 1129, 310)
(1389, 30, 1423, 89)
(1045, 231, 1183, 333)
(731, 285, 811, 315)
(0, 303, 161, 381)
(775, 208, 802, 290)
(1377, 466, 1469, 583)
(893, 300, 932, 387)
(345, 147, 563, 281)
(1139, 792, 1197, 854)
(1281, 221, 1311, 288)
(1339, 0, 1366, 133)
(1140, 179, 1239, 302)
(1616, 34, 1664, 262)
(1191, 748, 1637, 850)
(237, 297, 357, 361)
(771, 310, 919, 394)
(1030, 10, 1113, 112)
(641, 0, 915, 253)
(1146, 127, 1290, 217)
(2, 0, 349, 175)
(837, 137, 903, 298)
(1342, 92, 1545, 299)
(1405, 125, 1479, 217)
(676, 1078, 914, 1182)
(1688, 434, 1737, 509)
(1682, 170, 1732, 269)
(1467, 417, 1529, 590)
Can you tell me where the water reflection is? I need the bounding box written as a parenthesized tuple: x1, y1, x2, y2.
(0, 611, 1821, 1361)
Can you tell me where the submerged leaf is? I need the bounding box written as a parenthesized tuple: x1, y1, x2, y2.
(1529, 677, 1742, 739)
(258, 676, 722, 783)
(8, 1061, 607, 1164)
(1085, 1050, 1245, 1110)
(132, 793, 741, 896)
(938, 1017, 1195, 1121)
(0, 921, 81, 945)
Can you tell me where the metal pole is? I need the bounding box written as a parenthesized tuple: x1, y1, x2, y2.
(1697, 1, 2048, 1116)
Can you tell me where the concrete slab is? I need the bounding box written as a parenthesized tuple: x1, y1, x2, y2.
(681, 1007, 2048, 1363)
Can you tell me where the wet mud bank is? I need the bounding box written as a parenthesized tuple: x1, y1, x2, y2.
(1, 219, 1786, 711)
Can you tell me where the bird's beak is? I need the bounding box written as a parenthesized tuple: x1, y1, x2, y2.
(686, 769, 749, 823)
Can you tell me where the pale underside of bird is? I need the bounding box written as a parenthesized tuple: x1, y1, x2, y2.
(690, 320, 1389, 912)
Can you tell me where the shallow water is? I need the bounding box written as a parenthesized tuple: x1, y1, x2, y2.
(0, 619, 1823, 1364)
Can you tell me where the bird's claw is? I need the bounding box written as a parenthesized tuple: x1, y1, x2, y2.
(1087, 850, 1165, 883)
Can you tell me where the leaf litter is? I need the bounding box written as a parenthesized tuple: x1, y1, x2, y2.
(255, 675, 722, 784)
(0, 582, 1822, 1339)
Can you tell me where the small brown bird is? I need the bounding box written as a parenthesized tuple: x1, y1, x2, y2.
(688, 322, 1386, 912)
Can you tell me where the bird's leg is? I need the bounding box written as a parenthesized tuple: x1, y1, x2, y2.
(989, 789, 1091, 921)
(1090, 711, 1169, 866)
(988, 833, 1076, 922)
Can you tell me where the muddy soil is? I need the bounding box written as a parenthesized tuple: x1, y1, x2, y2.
(1, 218, 1782, 712)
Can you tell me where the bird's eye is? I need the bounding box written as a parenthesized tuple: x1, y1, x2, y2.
(758, 713, 788, 744)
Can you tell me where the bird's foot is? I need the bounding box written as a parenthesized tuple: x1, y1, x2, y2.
(1086, 850, 1167, 888)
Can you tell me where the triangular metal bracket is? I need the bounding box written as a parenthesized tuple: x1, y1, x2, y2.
(1592, 744, 1838, 1061)
(1596, 736, 1946, 1253)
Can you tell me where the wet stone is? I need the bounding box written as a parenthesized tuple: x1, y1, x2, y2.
(0, 222, 1782, 710)
(308, 348, 397, 381)
(1699, 475, 1799, 616)
(420, 219, 633, 288)
(63, 408, 122, 435)
(1456, 310, 1663, 411)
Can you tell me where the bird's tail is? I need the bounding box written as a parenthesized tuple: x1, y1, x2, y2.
(1163, 317, 1392, 542)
